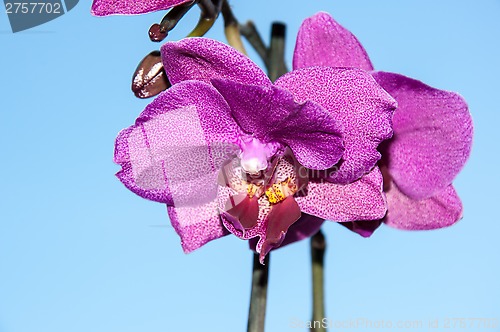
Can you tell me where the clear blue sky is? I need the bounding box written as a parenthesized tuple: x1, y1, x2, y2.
(1, 1, 499, 331)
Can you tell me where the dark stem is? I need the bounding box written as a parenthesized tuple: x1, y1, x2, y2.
(268, 22, 288, 82)
(221, 0, 237, 27)
(311, 230, 326, 332)
(240, 21, 269, 69)
(159, 2, 196, 32)
(247, 253, 270, 332)
(197, 0, 219, 18)
(149, 1, 197, 42)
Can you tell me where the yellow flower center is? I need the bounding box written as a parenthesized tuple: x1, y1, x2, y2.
(264, 178, 297, 204)
(246, 183, 260, 198)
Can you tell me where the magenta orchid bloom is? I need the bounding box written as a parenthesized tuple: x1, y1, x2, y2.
(114, 37, 397, 261)
(91, 0, 191, 16)
(294, 12, 473, 235)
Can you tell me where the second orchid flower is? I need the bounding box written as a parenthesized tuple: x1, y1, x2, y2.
(294, 12, 473, 235)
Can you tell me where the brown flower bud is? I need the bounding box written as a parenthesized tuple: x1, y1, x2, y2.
(149, 24, 168, 42)
(132, 51, 171, 99)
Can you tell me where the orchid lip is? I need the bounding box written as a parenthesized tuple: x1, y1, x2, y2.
(219, 150, 306, 253)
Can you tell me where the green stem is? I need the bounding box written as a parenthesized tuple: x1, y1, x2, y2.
(247, 253, 270, 332)
(311, 230, 326, 332)
(221, 0, 247, 55)
(186, 0, 222, 37)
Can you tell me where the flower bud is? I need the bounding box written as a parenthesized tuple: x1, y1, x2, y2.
(132, 51, 171, 99)
(149, 24, 168, 42)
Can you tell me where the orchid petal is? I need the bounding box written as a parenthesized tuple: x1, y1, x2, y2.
(272, 213, 325, 248)
(248, 214, 325, 252)
(161, 38, 271, 86)
(219, 196, 272, 241)
(224, 194, 260, 231)
(167, 202, 229, 253)
(293, 12, 374, 71)
(373, 72, 473, 200)
(339, 220, 383, 238)
(295, 167, 387, 222)
(384, 182, 463, 230)
(91, 0, 190, 16)
(114, 81, 240, 205)
(212, 79, 344, 170)
(276, 67, 396, 183)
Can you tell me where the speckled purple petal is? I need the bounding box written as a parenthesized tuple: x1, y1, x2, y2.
(373, 72, 473, 200)
(295, 167, 387, 222)
(293, 12, 374, 71)
(167, 202, 229, 253)
(276, 67, 396, 183)
(212, 79, 344, 170)
(339, 220, 383, 238)
(248, 214, 325, 252)
(161, 38, 271, 87)
(91, 0, 190, 16)
(114, 81, 240, 205)
(384, 182, 462, 230)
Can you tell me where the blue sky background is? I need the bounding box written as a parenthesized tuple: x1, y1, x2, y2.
(1, 0, 499, 331)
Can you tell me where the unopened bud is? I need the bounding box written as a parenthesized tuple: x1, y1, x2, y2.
(131, 51, 171, 99)
(149, 24, 168, 42)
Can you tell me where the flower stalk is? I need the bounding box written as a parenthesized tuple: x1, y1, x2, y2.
(239, 21, 289, 79)
(187, 0, 222, 37)
(268, 22, 288, 82)
(240, 21, 269, 69)
(247, 253, 270, 332)
(311, 230, 326, 332)
(221, 0, 247, 55)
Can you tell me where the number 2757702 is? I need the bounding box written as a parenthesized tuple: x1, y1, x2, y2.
(5, 2, 61, 14)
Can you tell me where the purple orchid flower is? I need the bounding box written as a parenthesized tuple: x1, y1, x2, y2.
(114, 37, 397, 261)
(91, 0, 191, 16)
(293, 12, 473, 235)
